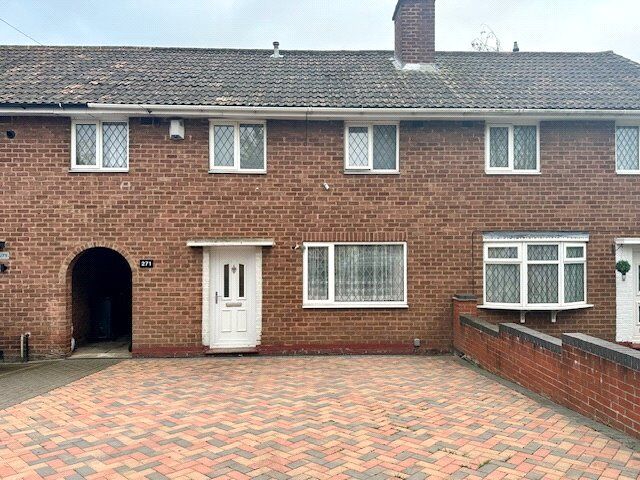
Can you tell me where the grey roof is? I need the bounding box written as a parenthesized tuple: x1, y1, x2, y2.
(1, 46, 640, 110)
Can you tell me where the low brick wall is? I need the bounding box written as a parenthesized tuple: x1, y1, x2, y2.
(452, 295, 640, 439)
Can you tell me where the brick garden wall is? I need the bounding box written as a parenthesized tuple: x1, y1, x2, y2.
(452, 296, 640, 439)
(0, 116, 636, 359)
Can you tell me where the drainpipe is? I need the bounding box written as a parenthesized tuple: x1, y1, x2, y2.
(20, 332, 30, 363)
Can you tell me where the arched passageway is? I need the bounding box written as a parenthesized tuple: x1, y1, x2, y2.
(71, 247, 132, 357)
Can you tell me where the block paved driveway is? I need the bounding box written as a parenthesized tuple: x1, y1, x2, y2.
(0, 356, 639, 479)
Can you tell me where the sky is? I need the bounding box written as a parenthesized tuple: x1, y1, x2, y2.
(0, 0, 638, 62)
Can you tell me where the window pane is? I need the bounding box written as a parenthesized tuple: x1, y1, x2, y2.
(348, 127, 369, 168)
(564, 263, 585, 303)
(102, 123, 128, 169)
(223, 264, 230, 298)
(307, 247, 329, 301)
(513, 126, 537, 170)
(487, 247, 518, 259)
(528, 264, 559, 304)
(528, 245, 558, 261)
(214, 125, 235, 167)
(75, 124, 97, 166)
(616, 126, 639, 171)
(238, 264, 245, 298)
(335, 245, 404, 302)
(372, 125, 397, 170)
(239, 124, 265, 170)
(485, 264, 520, 303)
(489, 127, 509, 168)
(566, 246, 584, 259)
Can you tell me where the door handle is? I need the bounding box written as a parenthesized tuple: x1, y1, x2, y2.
(215, 291, 220, 304)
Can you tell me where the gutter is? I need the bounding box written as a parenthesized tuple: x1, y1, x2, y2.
(0, 103, 640, 121)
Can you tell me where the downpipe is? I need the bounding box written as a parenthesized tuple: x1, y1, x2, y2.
(20, 332, 31, 363)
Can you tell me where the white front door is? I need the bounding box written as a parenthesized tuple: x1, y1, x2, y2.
(632, 251, 640, 342)
(210, 248, 257, 348)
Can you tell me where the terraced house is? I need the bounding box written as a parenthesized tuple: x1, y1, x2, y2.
(2, 0, 640, 361)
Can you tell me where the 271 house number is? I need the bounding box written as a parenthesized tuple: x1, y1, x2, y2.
(140, 260, 154, 269)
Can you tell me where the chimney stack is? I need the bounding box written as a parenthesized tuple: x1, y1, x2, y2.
(393, 0, 436, 66)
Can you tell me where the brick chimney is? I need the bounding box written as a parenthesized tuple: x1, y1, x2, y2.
(393, 0, 436, 66)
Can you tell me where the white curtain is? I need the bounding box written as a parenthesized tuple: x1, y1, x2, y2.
(335, 245, 403, 302)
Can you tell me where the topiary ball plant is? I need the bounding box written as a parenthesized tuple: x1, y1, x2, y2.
(616, 260, 631, 280)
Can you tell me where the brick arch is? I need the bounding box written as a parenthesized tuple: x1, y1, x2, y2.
(58, 242, 137, 356)
(59, 242, 136, 284)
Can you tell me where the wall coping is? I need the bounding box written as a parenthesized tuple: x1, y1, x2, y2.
(453, 294, 478, 302)
(460, 314, 499, 337)
(562, 333, 640, 372)
(500, 323, 562, 354)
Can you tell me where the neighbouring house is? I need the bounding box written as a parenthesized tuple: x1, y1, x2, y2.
(1, 0, 640, 361)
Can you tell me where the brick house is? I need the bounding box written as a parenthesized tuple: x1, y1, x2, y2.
(2, 0, 640, 361)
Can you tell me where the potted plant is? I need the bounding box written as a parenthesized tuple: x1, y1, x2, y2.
(616, 260, 631, 281)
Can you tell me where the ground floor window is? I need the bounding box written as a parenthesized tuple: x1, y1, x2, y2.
(303, 242, 407, 308)
(483, 235, 587, 309)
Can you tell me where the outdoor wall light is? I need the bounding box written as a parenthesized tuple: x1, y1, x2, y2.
(6, 130, 15, 139)
(0, 241, 5, 250)
(0, 264, 8, 273)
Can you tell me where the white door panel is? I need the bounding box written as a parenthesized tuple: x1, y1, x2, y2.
(210, 248, 257, 347)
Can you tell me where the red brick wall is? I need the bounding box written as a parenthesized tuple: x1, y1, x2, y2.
(394, 0, 436, 64)
(0, 116, 632, 360)
(452, 298, 640, 439)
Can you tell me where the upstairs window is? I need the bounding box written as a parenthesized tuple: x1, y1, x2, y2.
(345, 123, 399, 173)
(210, 121, 266, 173)
(483, 238, 587, 309)
(616, 126, 640, 173)
(71, 120, 129, 172)
(486, 124, 539, 174)
(304, 243, 407, 308)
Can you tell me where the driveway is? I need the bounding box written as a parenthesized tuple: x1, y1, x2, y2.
(0, 356, 638, 479)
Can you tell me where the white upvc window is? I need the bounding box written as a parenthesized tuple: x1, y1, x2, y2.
(483, 241, 587, 310)
(209, 121, 267, 173)
(344, 123, 399, 173)
(485, 124, 540, 174)
(71, 120, 129, 172)
(615, 125, 640, 174)
(303, 242, 408, 308)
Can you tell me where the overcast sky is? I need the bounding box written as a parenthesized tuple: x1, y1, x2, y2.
(0, 0, 638, 62)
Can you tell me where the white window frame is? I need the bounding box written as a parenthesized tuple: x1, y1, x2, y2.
(70, 119, 129, 172)
(482, 240, 588, 310)
(615, 123, 640, 175)
(344, 122, 400, 174)
(303, 242, 408, 309)
(209, 120, 267, 174)
(485, 123, 540, 175)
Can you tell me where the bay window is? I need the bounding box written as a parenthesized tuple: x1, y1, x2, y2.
(483, 234, 588, 311)
(303, 243, 407, 308)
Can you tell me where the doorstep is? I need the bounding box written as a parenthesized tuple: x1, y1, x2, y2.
(205, 347, 259, 355)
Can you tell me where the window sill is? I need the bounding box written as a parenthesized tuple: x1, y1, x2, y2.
(209, 170, 267, 175)
(478, 303, 593, 323)
(303, 303, 409, 309)
(616, 170, 640, 175)
(485, 171, 541, 176)
(343, 170, 400, 175)
(479, 304, 593, 311)
(69, 168, 129, 173)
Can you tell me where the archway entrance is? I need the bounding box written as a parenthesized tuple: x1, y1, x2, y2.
(70, 247, 132, 358)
